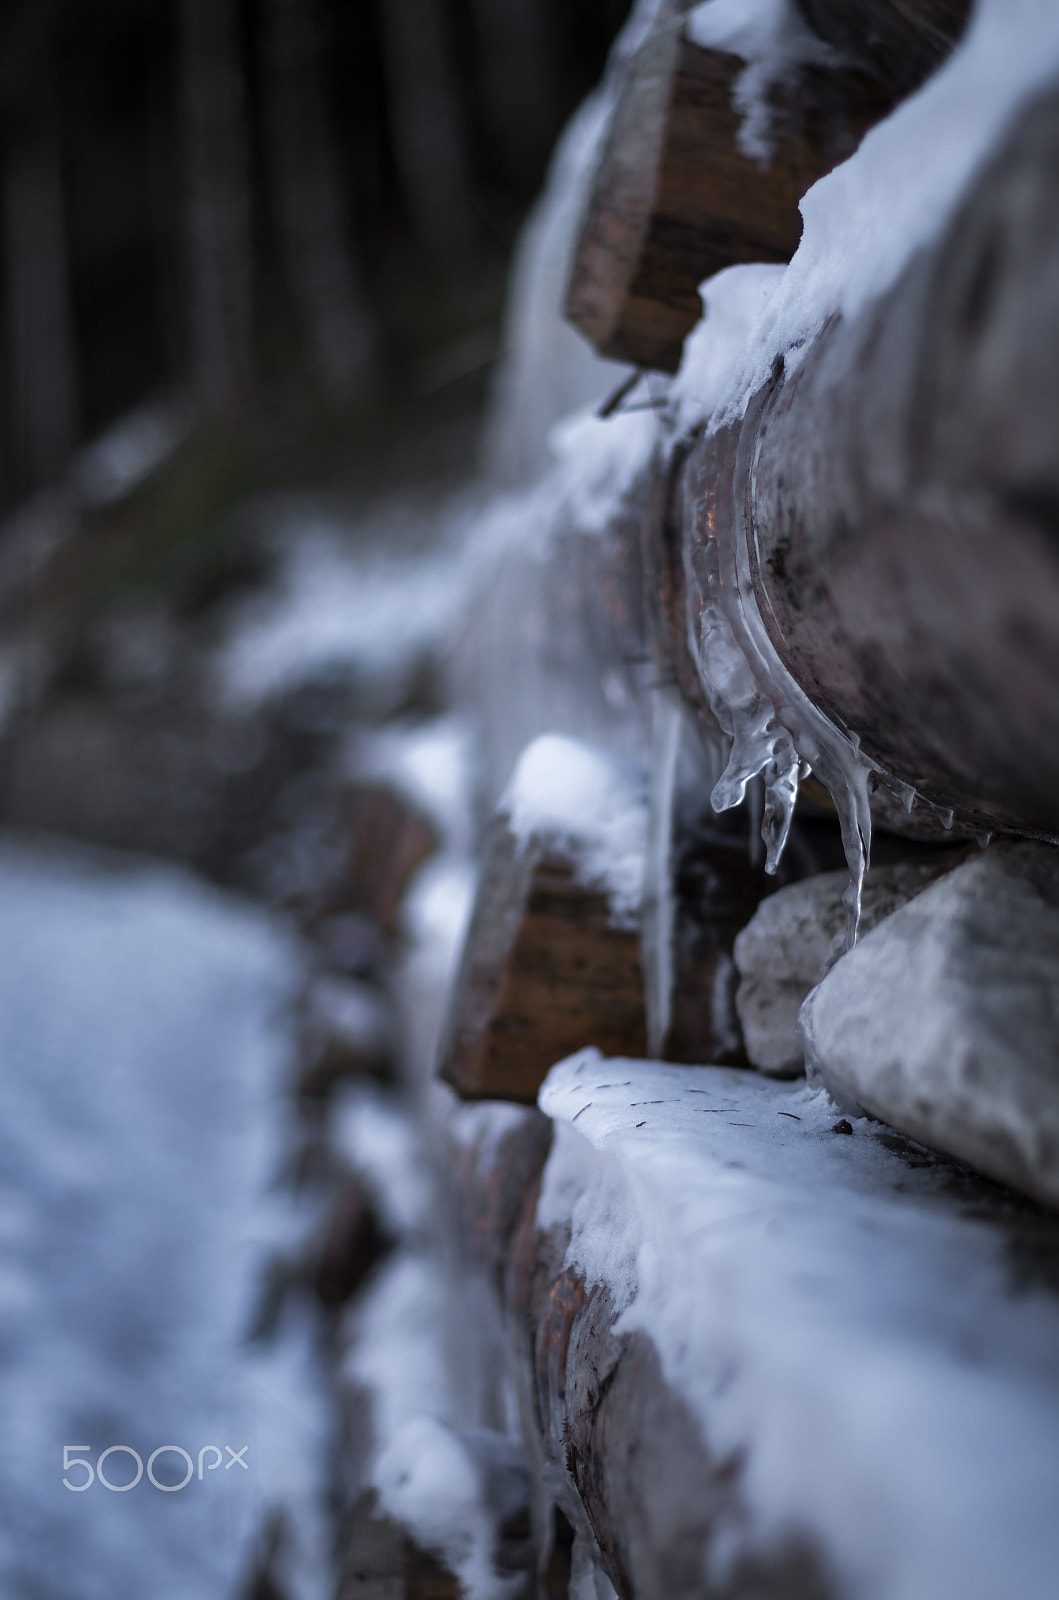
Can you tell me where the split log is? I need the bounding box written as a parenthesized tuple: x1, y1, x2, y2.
(565, 13, 891, 372)
(437, 817, 646, 1104)
(683, 79, 1059, 840)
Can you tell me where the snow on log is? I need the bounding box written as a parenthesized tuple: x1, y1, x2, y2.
(682, 76, 1059, 841)
(438, 738, 648, 1104)
(447, 1056, 1059, 1599)
(564, 6, 894, 372)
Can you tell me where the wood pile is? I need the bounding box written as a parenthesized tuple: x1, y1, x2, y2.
(425, 4, 1059, 1597)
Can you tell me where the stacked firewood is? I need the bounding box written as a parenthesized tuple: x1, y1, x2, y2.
(429, 3, 1059, 1597)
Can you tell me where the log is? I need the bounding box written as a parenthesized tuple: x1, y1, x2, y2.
(308, 1177, 391, 1310)
(662, 812, 773, 1064)
(446, 1076, 1059, 1600)
(336, 1490, 462, 1600)
(682, 80, 1059, 841)
(565, 14, 890, 372)
(325, 782, 438, 938)
(437, 817, 647, 1104)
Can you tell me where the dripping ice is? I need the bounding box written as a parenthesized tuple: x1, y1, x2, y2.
(688, 483, 875, 947)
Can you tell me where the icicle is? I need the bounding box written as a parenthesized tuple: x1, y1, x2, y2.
(690, 465, 875, 945)
(936, 805, 955, 830)
(890, 777, 917, 813)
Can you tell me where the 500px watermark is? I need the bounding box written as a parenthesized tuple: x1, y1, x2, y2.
(62, 1444, 249, 1492)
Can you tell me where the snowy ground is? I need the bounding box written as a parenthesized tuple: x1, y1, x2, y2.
(0, 835, 331, 1600)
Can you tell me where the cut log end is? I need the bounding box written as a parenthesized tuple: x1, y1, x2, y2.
(438, 821, 646, 1105)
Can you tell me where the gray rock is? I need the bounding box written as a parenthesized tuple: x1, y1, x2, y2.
(734, 853, 964, 1076)
(800, 844, 1059, 1208)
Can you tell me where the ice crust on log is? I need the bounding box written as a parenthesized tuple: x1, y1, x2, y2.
(658, 0, 1059, 922)
(734, 853, 966, 1076)
(536, 1049, 1059, 1599)
(801, 845, 1059, 1208)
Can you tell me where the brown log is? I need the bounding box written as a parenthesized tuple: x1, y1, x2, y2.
(447, 1110, 836, 1598)
(565, 15, 890, 372)
(309, 1178, 391, 1310)
(325, 782, 438, 938)
(437, 817, 647, 1104)
(445, 1096, 1059, 1600)
(681, 80, 1059, 841)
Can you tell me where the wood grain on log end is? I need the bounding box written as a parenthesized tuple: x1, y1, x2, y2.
(438, 819, 646, 1104)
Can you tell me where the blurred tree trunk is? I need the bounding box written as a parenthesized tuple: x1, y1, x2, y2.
(178, 0, 253, 416)
(260, 0, 376, 396)
(376, 0, 480, 267)
(2, 102, 79, 491)
(466, 0, 560, 188)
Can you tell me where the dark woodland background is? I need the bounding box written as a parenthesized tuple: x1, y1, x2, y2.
(0, 0, 628, 515)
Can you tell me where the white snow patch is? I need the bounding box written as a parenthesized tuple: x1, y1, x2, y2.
(676, 0, 1059, 432)
(687, 0, 832, 162)
(351, 714, 477, 855)
(73, 396, 193, 508)
(670, 263, 786, 435)
(548, 406, 658, 535)
(331, 1085, 433, 1238)
(212, 494, 485, 710)
(502, 735, 648, 927)
(344, 1253, 522, 1600)
(0, 836, 329, 1600)
(537, 1050, 1059, 1599)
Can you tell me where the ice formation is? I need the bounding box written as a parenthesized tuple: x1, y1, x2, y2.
(664, 0, 1059, 931)
(689, 434, 875, 940)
